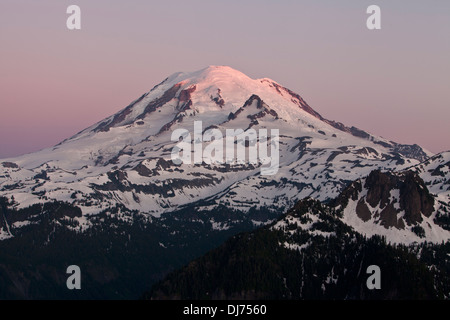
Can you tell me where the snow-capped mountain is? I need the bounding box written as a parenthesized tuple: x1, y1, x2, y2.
(0, 66, 446, 244)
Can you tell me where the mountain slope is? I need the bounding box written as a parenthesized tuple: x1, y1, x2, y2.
(410, 151, 450, 206)
(1, 168, 448, 299)
(147, 198, 449, 300)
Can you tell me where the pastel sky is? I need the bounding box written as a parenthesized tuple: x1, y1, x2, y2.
(1, 0, 449, 158)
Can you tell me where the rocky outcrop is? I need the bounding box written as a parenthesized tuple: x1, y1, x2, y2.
(337, 170, 435, 229)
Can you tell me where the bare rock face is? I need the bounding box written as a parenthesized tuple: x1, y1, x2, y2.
(355, 199, 371, 222)
(366, 170, 434, 227)
(336, 170, 435, 229)
(399, 171, 434, 223)
(365, 170, 393, 209)
(379, 203, 405, 229)
(1, 162, 18, 169)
